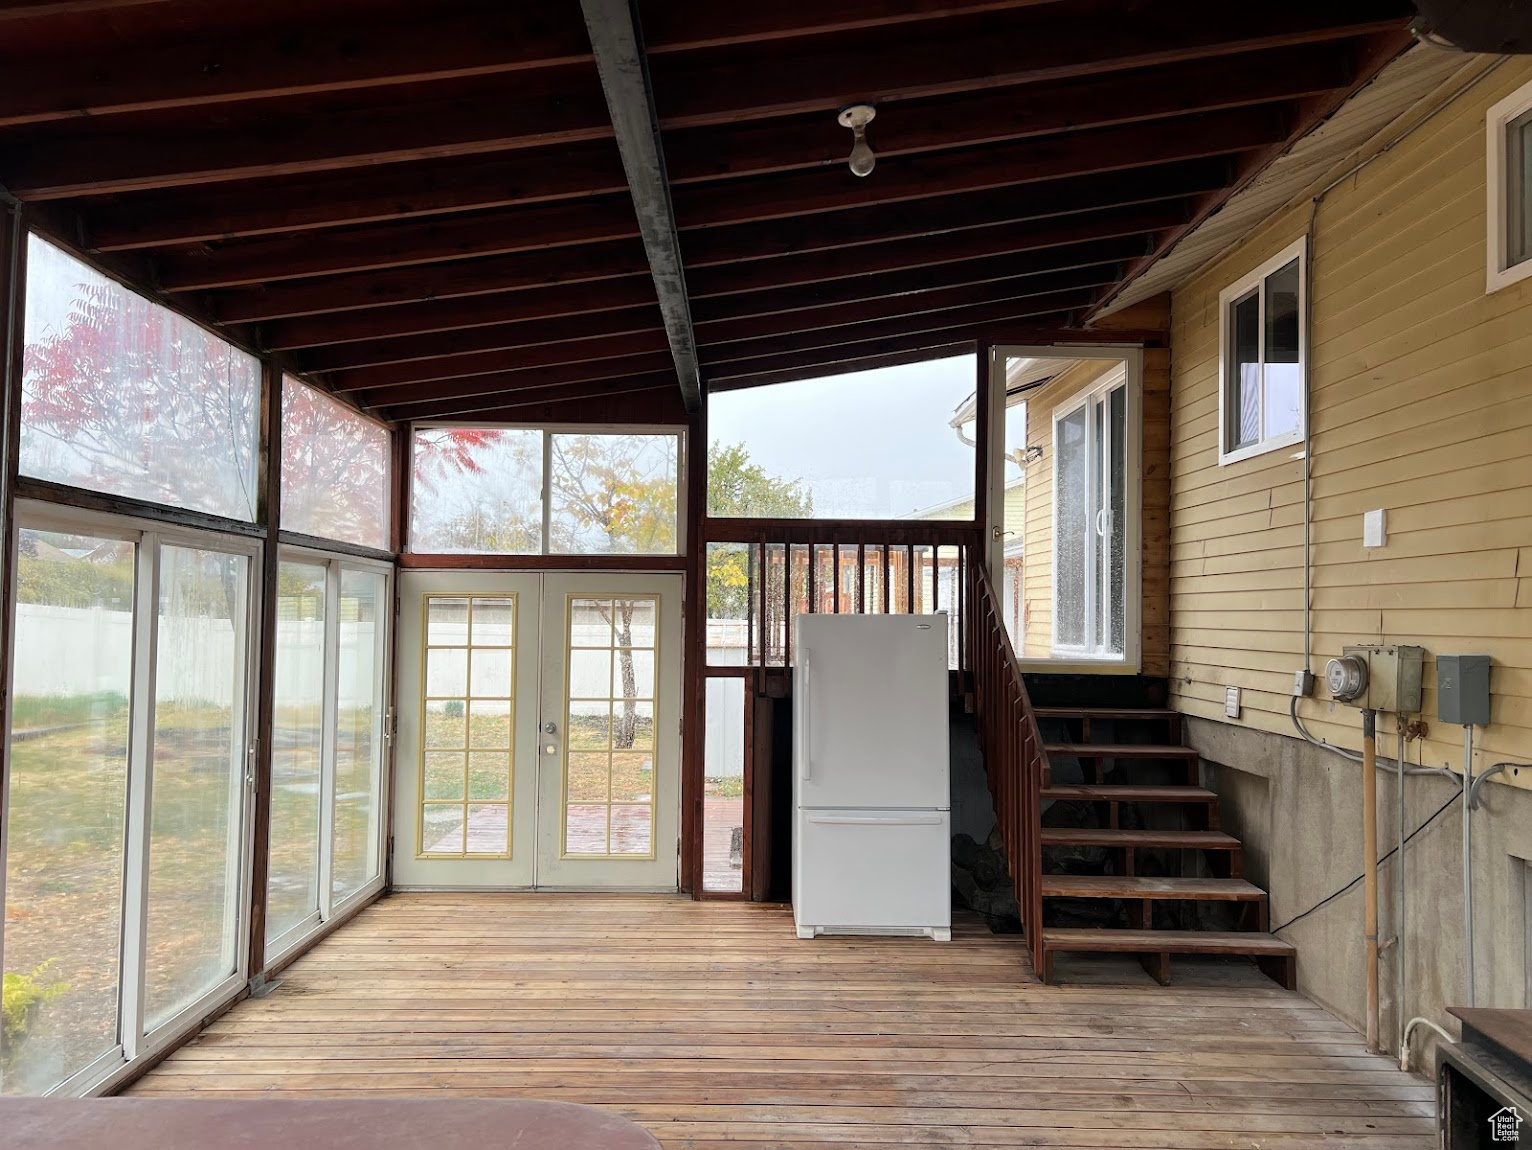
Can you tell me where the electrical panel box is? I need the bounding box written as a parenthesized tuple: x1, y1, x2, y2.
(1437, 654, 1491, 727)
(1331, 644, 1426, 713)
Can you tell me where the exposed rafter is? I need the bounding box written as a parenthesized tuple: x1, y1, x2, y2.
(580, 0, 700, 413)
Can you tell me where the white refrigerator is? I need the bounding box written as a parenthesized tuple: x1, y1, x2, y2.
(792, 612, 951, 941)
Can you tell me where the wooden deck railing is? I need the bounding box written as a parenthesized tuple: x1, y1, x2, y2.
(965, 559, 1045, 972)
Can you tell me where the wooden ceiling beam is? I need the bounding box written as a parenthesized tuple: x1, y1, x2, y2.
(291, 304, 664, 374)
(261, 277, 661, 351)
(708, 342, 979, 393)
(357, 353, 678, 412)
(326, 329, 672, 392)
(707, 332, 988, 382)
(157, 197, 641, 292)
(379, 377, 680, 423)
(579, 0, 700, 413)
(686, 202, 1187, 300)
(650, 0, 1410, 128)
(0, 0, 170, 17)
(691, 244, 1137, 325)
(206, 240, 654, 324)
(672, 105, 1290, 230)
(0, 1, 593, 128)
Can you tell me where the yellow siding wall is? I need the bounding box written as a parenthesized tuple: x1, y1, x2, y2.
(1169, 58, 1532, 787)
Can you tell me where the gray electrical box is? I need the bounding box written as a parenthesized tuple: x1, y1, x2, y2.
(1437, 654, 1491, 727)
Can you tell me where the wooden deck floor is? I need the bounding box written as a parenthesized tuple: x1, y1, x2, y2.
(128, 894, 1435, 1148)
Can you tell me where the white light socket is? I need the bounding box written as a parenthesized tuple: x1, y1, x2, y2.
(1363, 508, 1387, 549)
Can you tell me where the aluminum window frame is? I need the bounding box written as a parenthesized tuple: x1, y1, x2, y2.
(1216, 237, 1308, 467)
(1487, 76, 1532, 294)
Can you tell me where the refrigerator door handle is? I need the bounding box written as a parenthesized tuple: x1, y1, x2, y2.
(800, 655, 812, 782)
(805, 813, 945, 826)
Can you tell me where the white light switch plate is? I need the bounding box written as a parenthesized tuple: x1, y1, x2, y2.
(1363, 508, 1387, 548)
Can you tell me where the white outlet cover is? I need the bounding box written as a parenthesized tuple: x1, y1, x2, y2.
(1363, 508, 1387, 548)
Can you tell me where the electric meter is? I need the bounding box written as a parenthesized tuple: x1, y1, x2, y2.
(1326, 655, 1368, 702)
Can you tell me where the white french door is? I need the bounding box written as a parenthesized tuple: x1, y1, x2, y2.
(391, 570, 680, 890)
(1052, 368, 1129, 660)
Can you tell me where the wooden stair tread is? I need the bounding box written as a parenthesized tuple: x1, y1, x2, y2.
(1034, 707, 1179, 720)
(1040, 828, 1239, 849)
(1042, 783, 1217, 803)
(1044, 742, 1199, 759)
(1041, 874, 1265, 901)
(1042, 927, 1294, 956)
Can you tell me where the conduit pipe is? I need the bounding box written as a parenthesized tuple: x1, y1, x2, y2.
(1462, 723, 1475, 1007)
(1361, 708, 1380, 1053)
(1400, 1017, 1455, 1073)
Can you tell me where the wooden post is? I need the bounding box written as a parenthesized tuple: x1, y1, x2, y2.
(972, 338, 992, 572)
(246, 361, 283, 980)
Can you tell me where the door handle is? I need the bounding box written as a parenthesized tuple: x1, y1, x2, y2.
(799, 657, 812, 783)
(544, 721, 558, 734)
(806, 813, 944, 826)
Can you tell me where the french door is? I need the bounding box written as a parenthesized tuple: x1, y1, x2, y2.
(392, 570, 681, 890)
(1052, 370, 1128, 660)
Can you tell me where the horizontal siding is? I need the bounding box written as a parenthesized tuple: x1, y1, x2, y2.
(1168, 58, 1532, 788)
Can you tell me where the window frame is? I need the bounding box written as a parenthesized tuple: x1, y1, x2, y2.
(1487, 76, 1532, 295)
(264, 544, 392, 968)
(5, 498, 263, 1098)
(1216, 237, 1308, 466)
(405, 422, 687, 557)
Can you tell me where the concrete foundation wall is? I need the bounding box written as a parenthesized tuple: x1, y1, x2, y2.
(1185, 715, 1532, 1065)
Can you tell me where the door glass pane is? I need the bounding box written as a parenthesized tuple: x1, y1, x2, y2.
(144, 545, 249, 1032)
(1090, 400, 1107, 652)
(1054, 405, 1088, 650)
(266, 562, 326, 946)
(703, 678, 746, 894)
(563, 596, 658, 858)
(1510, 110, 1532, 267)
(548, 433, 680, 555)
(333, 568, 386, 902)
(1229, 290, 1260, 449)
(418, 595, 514, 857)
(1262, 258, 1301, 440)
(2, 530, 134, 1096)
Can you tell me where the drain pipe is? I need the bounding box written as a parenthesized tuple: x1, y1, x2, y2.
(1361, 708, 1380, 1053)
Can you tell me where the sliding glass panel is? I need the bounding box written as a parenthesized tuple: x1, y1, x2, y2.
(266, 562, 326, 946)
(548, 432, 679, 555)
(702, 678, 746, 894)
(21, 236, 260, 521)
(2, 531, 134, 1096)
(144, 545, 249, 1032)
(1262, 258, 1302, 440)
(333, 568, 386, 901)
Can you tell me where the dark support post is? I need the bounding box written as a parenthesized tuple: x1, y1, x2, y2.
(0, 198, 25, 974)
(246, 361, 283, 981)
(973, 339, 993, 573)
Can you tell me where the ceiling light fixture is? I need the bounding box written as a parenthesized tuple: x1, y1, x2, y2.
(838, 103, 877, 177)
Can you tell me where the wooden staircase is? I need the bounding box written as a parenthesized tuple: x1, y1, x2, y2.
(1032, 705, 1295, 988)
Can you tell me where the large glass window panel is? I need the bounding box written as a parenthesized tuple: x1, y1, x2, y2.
(548, 433, 679, 554)
(1262, 258, 1302, 441)
(281, 379, 391, 550)
(1510, 109, 1532, 267)
(703, 678, 746, 894)
(1053, 405, 1088, 650)
(332, 568, 386, 902)
(266, 562, 326, 946)
(21, 236, 259, 521)
(1229, 290, 1261, 450)
(409, 428, 542, 554)
(144, 545, 250, 1032)
(2, 531, 134, 1096)
(707, 355, 975, 519)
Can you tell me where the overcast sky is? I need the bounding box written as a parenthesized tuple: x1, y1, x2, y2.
(708, 356, 981, 519)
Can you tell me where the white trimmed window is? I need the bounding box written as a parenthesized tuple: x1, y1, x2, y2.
(1217, 238, 1306, 466)
(1487, 77, 1532, 294)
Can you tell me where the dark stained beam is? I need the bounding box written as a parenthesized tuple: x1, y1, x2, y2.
(327, 329, 671, 392)
(707, 332, 988, 382)
(6, 41, 1347, 204)
(379, 378, 680, 422)
(357, 352, 678, 412)
(292, 303, 664, 374)
(672, 106, 1291, 230)
(649, 0, 1411, 128)
(261, 277, 661, 350)
(709, 342, 978, 393)
(0, 1, 593, 127)
(0, 0, 168, 16)
(84, 143, 629, 252)
(206, 241, 654, 324)
(580, 0, 700, 412)
(157, 197, 641, 292)
(686, 202, 1187, 299)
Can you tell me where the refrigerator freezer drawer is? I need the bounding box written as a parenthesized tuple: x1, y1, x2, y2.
(793, 809, 951, 941)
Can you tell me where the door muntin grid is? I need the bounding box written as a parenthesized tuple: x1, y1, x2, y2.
(417, 594, 517, 858)
(561, 595, 659, 860)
